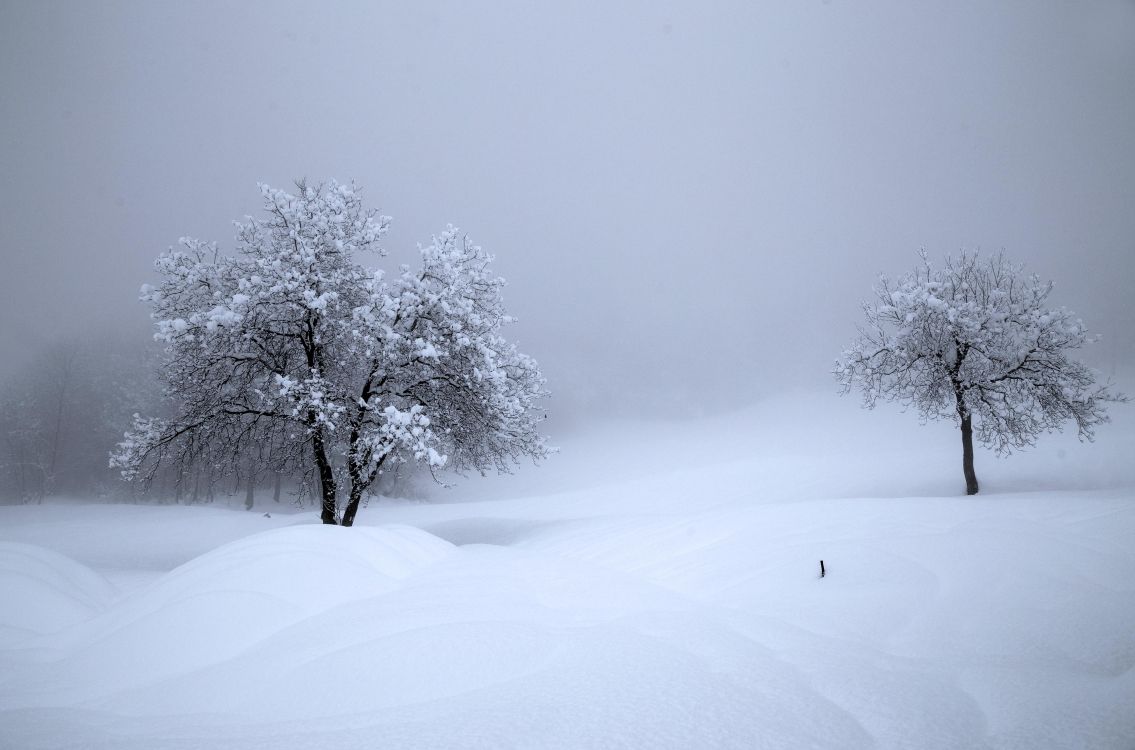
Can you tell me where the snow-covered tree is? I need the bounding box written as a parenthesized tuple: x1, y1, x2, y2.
(112, 180, 549, 525)
(835, 251, 1125, 495)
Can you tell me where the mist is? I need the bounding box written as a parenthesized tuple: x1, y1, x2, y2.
(4, 6, 1135, 745)
(3, 0, 1134, 422)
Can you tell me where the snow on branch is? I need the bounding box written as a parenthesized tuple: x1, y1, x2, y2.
(836, 250, 1125, 462)
(111, 180, 549, 525)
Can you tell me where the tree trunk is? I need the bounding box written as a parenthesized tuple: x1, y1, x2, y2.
(341, 454, 385, 527)
(273, 472, 282, 503)
(244, 472, 255, 511)
(47, 386, 66, 495)
(341, 486, 364, 527)
(960, 414, 979, 495)
(311, 428, 338, 524)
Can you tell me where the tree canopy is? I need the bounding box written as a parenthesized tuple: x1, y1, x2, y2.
(112, 180, 549, 524)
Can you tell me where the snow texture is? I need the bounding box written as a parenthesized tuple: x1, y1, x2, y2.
(3, 390, 1134, 749)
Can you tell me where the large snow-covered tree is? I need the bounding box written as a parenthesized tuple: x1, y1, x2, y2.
(835, 251, 1125, 495)
(112, 180, 549, 524)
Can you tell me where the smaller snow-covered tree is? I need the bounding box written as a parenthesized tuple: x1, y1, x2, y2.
(835, 251, 1125, 495)
(111, 180, 549, 524)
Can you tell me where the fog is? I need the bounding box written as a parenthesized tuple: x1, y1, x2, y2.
(3, 0, 1134, 421)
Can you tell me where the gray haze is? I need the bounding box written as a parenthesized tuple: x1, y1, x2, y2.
(3, 1, 1134, 420)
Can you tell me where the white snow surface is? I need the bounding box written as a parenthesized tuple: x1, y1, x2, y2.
(1, 390, 1133, 749)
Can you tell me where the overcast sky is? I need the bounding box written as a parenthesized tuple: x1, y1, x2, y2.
(2, 1, 1134, 418)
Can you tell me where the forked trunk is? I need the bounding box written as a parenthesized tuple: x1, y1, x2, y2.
(960, 414, 979, 495)
(341, 455, 384, 527)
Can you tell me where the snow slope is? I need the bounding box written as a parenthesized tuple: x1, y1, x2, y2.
(0, 390, 1132, 749)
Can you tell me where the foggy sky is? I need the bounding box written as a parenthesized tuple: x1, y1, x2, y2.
(3, 1, 1134, 419)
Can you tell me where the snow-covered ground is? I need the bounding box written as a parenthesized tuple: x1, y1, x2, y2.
(1, 390, 1133, 749)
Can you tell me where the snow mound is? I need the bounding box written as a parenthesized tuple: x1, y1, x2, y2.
(1, 387, 1133, 748)
(0, 543, 116, 644)
(31, 524, 455, 700)
(83, 544, 875, 748)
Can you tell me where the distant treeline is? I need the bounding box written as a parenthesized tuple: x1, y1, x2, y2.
(0, 334, 416, 506)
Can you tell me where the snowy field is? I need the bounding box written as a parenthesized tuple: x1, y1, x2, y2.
(1, 389, 1133, 749)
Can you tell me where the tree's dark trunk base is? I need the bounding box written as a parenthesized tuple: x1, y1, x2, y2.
(319, 486, 338, 524)
(961, 414, 980, 496)
(313, 425, 339, 524)
(341, 493, 363, 527)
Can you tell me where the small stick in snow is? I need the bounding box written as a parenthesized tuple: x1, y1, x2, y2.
(820, 560, 826, 578)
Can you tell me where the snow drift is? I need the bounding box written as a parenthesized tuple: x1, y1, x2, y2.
(1, 390, 1132, 748)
